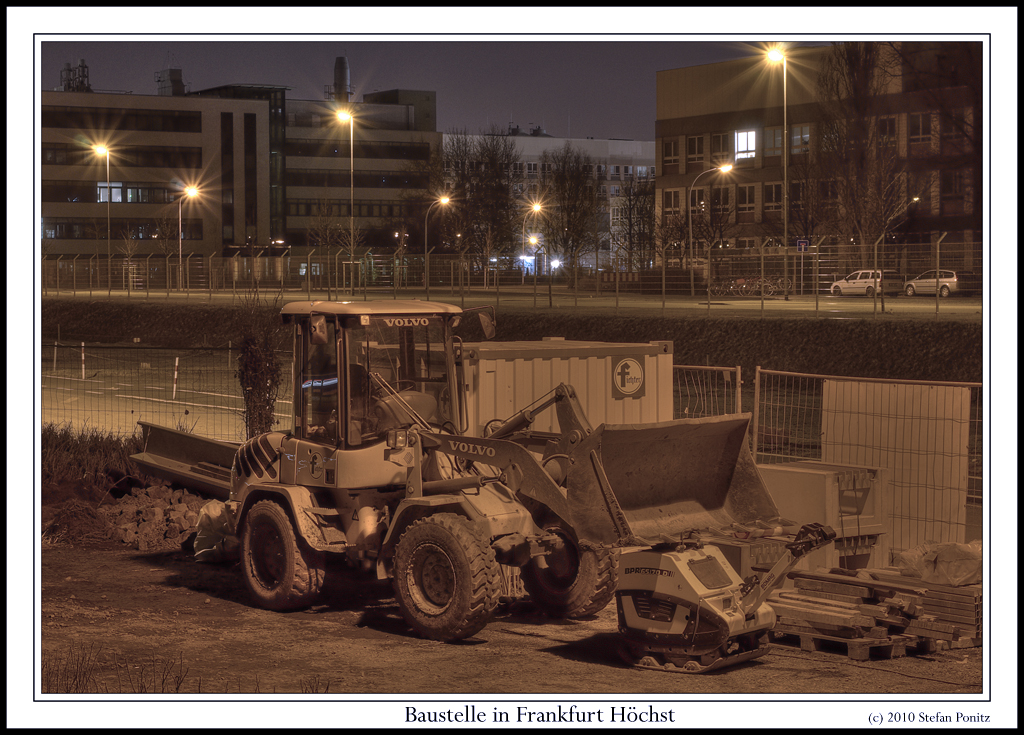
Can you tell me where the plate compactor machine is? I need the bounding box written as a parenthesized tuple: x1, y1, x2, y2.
(557, 415, 837, 673)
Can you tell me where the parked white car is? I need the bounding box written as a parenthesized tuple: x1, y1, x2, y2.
(904, 270, 958, 297)
(830, 270, 901, 297)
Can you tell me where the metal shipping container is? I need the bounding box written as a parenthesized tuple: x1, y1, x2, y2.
(461, 338, 673, 437)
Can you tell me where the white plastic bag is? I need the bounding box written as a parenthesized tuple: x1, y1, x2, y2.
(193, 500, 239, 563)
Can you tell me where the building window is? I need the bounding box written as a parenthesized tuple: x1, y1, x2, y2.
(689, 187, 705, 214)
(637, 166, 648, 179)
(526, 162, 537, 177)
(711, 133, 729, 164)
(611, 185, 621, 197)
(791, 124, 810, 155)
(790, 181, 805, 209)
(764, 127, 782, 158)
(595, 164, 606, 178)
(687, 136, 704, 164)
(737, 184, 755, 213)
(909, 113, 932, 145)
(738, 238, 756, 249)
(611, 206, 622, 225)
(611, 165, 621, 178)
(712, 186, 730, 214)
(940, 170, 964, 198)
(878, 116, 897, 145)
(764, 183, 783, 212)
(663, 190, 680, 213)
(97, 182, 123, 203)
(623, 165, 633, 178)
(662, 139, 679, 166)
(735, 130, 755, 160)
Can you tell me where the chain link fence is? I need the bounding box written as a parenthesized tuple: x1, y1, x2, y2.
(40, 343, 293, 443)
(39, 238, 983, 307)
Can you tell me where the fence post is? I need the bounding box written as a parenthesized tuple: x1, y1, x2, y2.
(751, 365, 761, 457)
(227, 341, 231, 369)
(81, 342, 85, 380)
(172, 356, 179, 400)
(735, 365, 742, 414)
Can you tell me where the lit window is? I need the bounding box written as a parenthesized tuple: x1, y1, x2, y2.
(735, 130, 755, 160)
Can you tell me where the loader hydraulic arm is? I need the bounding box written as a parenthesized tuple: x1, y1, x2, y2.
(737, 523, 836, 617)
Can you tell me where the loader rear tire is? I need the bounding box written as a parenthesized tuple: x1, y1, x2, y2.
(392, 513, 501, 641)
(521, 528, 618, 619)
(241, 500, 325, 611)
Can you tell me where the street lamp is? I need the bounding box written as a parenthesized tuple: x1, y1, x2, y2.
(178, 186, 199, 291)
(337, 110, 355, 295)
(768, 47, 789, 299)
(876, 195, 921, 312)
(93, 145, 111, 295)
(687, 164, 732, 297)
(522, 202, 541, 282)
(424, 196, 449, 301)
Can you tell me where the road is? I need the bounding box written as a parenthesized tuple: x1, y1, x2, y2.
(41, 285, 985, 322)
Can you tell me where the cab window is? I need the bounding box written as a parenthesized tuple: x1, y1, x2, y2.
(299, 319, 339, 444)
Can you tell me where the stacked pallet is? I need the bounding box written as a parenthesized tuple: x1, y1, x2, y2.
(763, 567, 982, 660)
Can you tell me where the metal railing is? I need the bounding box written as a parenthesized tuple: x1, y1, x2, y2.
(673, 365, 742, 419)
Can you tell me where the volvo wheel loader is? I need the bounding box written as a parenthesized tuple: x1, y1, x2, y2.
(132, 299, 798, 646)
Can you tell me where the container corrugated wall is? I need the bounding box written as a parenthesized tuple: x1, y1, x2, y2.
(461, 338, 673, 436)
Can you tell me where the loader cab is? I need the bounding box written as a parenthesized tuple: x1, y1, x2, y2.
(287, 301, 466, 450)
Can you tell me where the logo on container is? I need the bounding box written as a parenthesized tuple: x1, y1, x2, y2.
(612, 357, 645, 399)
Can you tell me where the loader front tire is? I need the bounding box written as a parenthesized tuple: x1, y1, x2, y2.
(241, 500, 325, 611)
(393, 513, 501, 641)
(521, 528, 618, 619)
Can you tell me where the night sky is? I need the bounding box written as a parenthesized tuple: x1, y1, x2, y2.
(38, 38, 784, 142)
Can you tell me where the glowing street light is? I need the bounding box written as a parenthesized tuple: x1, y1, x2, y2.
(424, 196, 449, 301)
(767, 47, 789, 299)
(178, 186, 199, 291)
(337, 110, 356, 295)
(93, 144, 111, 295)
(522, 202, 542, 283)
(687, 164, 732, 298)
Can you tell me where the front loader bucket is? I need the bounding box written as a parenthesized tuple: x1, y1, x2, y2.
(565, 414, 783, 547)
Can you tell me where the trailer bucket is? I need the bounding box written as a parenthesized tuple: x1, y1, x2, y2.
(564, 414, 784, 547)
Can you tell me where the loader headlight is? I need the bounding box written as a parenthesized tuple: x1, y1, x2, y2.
(387, 429, 409, 450)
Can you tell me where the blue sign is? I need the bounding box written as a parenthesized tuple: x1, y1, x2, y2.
(796, 239, 810, 252)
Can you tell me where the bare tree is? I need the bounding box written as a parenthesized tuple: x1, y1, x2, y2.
(539, 142, 602, 293)
(117, 225, 142, 294)
(615, 176, 656, 271)
(817, 42, 909, 275)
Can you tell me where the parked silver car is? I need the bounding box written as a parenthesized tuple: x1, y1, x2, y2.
(904, 269, 958, 297)
(830, 270, 902, 297)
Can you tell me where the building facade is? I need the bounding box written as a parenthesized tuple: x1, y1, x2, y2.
(655, 42, 982, 282)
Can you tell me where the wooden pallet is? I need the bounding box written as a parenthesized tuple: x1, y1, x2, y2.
(771, 625, 918, 661)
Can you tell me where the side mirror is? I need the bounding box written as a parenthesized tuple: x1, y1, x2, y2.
(309, 314, 328, 345)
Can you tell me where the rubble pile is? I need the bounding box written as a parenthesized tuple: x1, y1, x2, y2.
(99, 483, 206, 551)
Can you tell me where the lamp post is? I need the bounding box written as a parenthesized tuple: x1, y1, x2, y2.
(522, 203, 541, 283)
(336, 110, 355, 295)
(178, 186, 198, 291)
(687, 164, 732, 297)
(93, 145, 111, 295)
(768, 47, 789, 299)
(876, 195, 920, 313)
(424, 196, 449, 301)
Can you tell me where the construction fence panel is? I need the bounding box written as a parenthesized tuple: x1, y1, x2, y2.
(672, 365, 742, 419)
(752, 367, 983, 555)
(40, 344, 294, 443)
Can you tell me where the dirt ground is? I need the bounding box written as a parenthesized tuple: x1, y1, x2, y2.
(36, 493, 985, 700)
